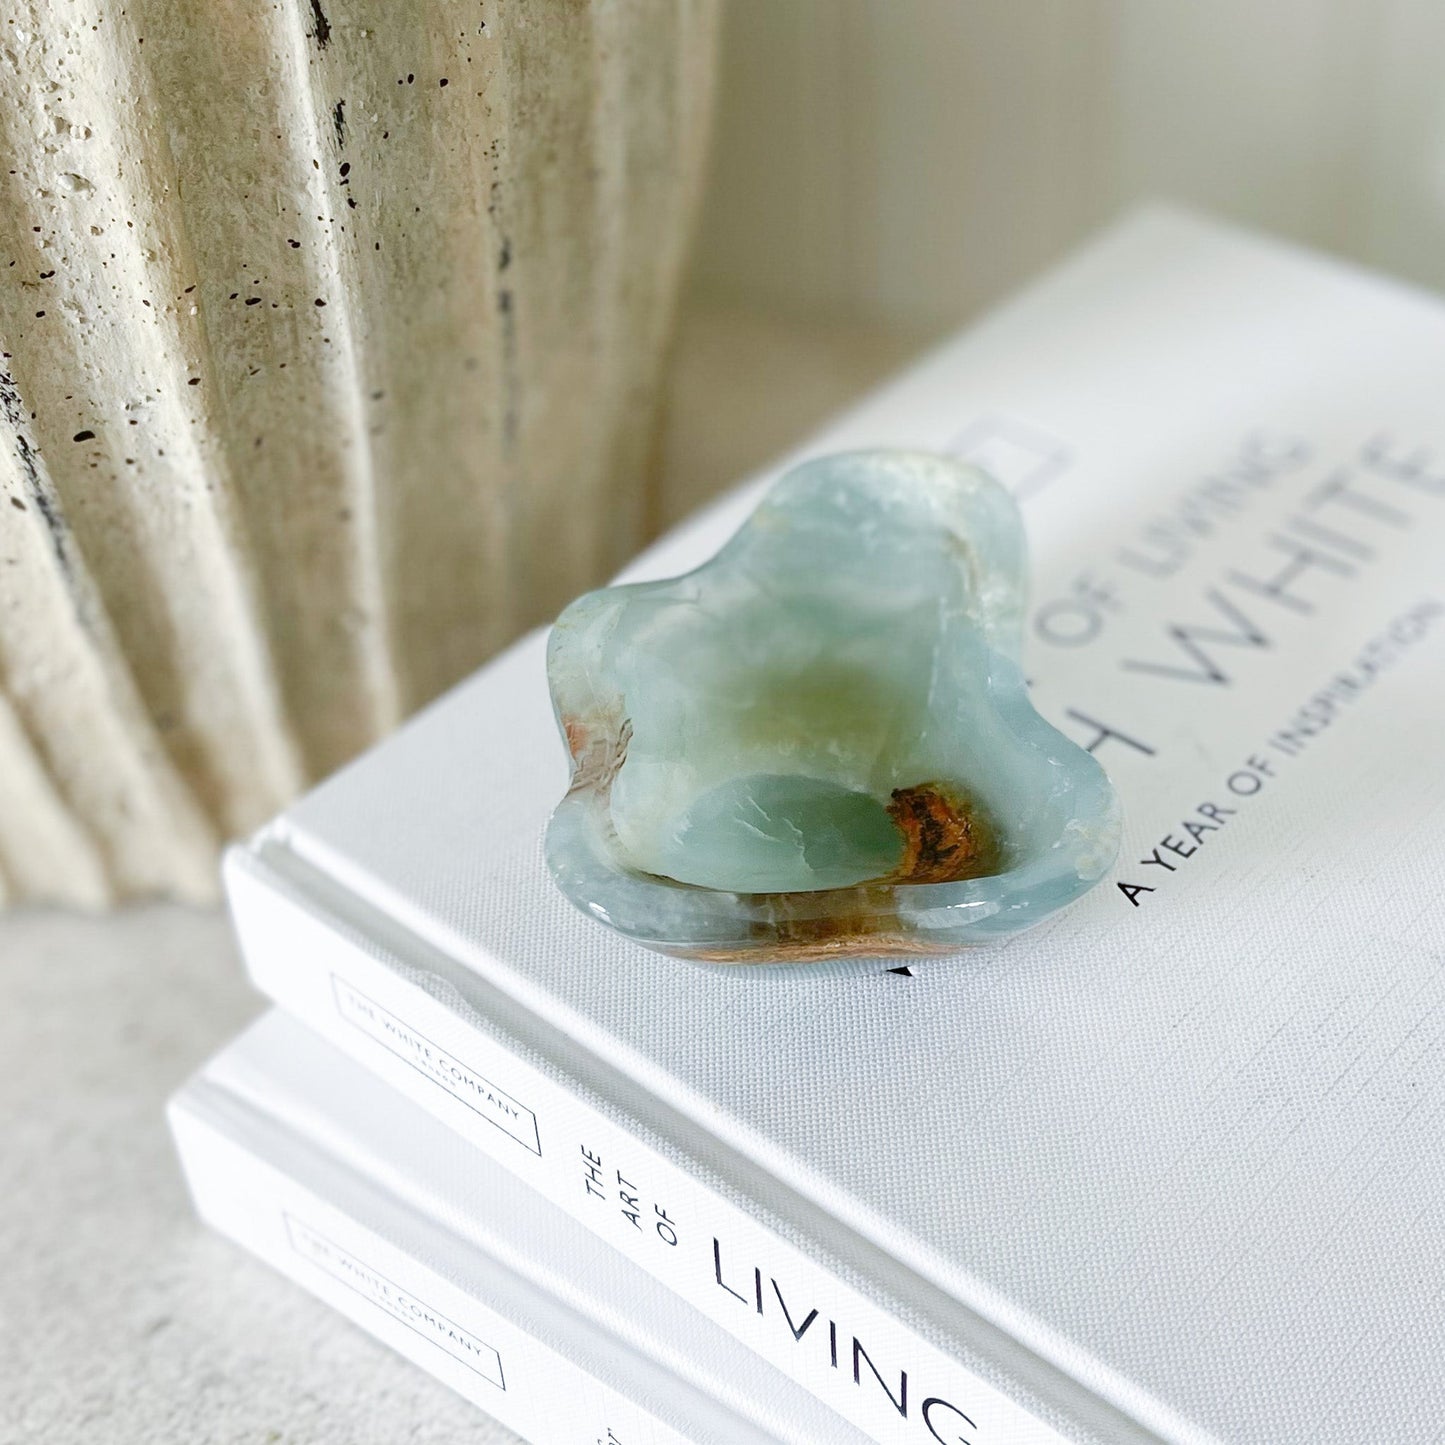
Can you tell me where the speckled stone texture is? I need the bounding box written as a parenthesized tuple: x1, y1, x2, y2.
(0, 906, 519, 1444)
(0, 0, 718, 908)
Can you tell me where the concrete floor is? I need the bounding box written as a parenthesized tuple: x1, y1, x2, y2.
(0, 904, 514, 1445)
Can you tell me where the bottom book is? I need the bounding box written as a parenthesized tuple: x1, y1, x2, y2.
(170, 1010, 867, 1445)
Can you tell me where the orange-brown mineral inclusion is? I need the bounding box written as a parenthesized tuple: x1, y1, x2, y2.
(886, 783, 1000, 884)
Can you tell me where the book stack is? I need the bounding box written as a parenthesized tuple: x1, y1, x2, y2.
(171, 209, 1445, 1444)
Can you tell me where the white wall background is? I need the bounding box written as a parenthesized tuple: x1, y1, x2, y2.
(691, 0, 1445, 331)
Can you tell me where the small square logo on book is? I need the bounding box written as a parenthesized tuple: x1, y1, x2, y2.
(948, 413, 1072, 499)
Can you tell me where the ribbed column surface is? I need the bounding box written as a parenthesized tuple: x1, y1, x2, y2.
(0, 0, 718, 907)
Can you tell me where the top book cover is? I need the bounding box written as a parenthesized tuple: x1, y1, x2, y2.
(234, 210, 1445, 1444)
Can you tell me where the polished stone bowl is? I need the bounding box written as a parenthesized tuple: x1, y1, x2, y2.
(545, 450, 1121, 964)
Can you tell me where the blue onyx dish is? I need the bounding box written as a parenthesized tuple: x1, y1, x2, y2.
(544, 450, 1121, 963)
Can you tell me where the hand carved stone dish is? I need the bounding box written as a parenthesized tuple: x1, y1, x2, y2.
(544, 450, 1121, 964)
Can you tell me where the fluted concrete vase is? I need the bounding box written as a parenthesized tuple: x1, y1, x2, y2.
(0, 0, 718, 908)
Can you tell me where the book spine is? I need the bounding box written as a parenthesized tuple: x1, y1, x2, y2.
(171, 1093, 719, 1445)
(228, 847, 1097, 1445)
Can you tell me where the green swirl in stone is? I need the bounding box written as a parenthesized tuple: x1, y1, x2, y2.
(545, 450, 1121, 963)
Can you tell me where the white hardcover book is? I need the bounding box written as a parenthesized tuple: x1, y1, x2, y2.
(170, 1009, 871, 1445)
(226, 208, 1445, 1445)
